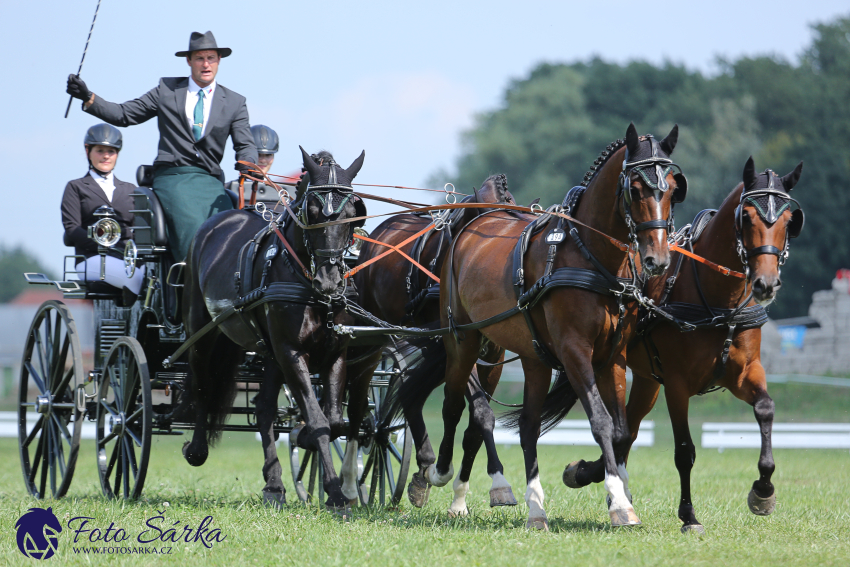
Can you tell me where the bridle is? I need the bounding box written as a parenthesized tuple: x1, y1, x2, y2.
(296, 162, 363, 283)
(617, 135, 688, 245)
(733, 170, 805, 277)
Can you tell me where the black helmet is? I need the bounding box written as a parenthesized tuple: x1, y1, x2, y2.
(251, 124, 279, 154)
(84, 123, 123, 151)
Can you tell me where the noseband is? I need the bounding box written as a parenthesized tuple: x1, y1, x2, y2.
(617, 136, 687, 243)
(734, 171, 804, 274)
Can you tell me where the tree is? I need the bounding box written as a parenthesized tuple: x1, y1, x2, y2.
(0, 246, 55, 303)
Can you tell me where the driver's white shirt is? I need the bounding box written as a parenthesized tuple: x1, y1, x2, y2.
(89, 169, 115, 202)
(185, 77, 216, 139)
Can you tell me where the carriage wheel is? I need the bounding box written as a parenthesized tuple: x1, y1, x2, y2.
(95, 337, 152, 499)
(289, 435, 362, 504)
(18, 301, 84, 499)
(358, 347, 413, 507)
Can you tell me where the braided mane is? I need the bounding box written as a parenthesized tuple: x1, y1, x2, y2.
(580, 135, 650, 187)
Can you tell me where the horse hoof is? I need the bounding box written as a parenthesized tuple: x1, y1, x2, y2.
(562, 461, 584, 489)
(447, 506, 469, 518)
(526, 515, 549, 531)
(610, 507, 641, 527)
(748, 489, 776, 516)
(181, 441, 207, 467)
(681, 523, 706, 535)
(262, 490, 285, 510)
(408, 473, 431, 508)
(489, 486, 518, 507)
(606, 493, 633, 508)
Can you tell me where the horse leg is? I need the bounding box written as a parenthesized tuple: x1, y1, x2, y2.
(428, 330, 480, 489)
(517, 358, 553, 530)
(256, 364, 286, 509)
(564, 351, 640, 527)
(564, 371, 661, 491)
(406, 395, 436, 507)
(182, 331, 221, 467)
(665, 382, 703, 534)
(727, 362, 776, 516)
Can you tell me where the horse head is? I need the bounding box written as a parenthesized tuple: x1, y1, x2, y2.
(618, 123, 686, 277)
(298, 146, 367, 296)
(737, 156, 804, 305)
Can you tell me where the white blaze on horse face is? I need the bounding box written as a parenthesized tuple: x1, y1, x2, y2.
(204, 298, 232, 319)
(525, 475, 546, 519)
(340, 440, 360, 501)
(605, 469, 633, 512)
(449, 474, 470, 516)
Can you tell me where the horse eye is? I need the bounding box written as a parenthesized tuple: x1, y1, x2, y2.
(630, 187, 641, 200)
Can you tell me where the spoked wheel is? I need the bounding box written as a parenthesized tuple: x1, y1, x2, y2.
(18, 301, 84, 499)
(289, 433, 362, 504)
(358, 347, 413, 507)
(95, 337, 152, 499)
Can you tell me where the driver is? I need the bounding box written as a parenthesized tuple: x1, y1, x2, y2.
(61, 124, 145, 297)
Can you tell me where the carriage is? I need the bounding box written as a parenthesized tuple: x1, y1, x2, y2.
(17, 164, 412, 505)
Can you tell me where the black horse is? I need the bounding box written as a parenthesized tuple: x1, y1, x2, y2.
(180, 147, 366, 508)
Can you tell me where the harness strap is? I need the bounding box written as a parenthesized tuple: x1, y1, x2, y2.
(272, 225, 311, 281)
(345, 223, 438, 281)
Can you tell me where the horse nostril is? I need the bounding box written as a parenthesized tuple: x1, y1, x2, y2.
(644, 257, 656, 273)
(753, 278, 766, 295)
(775, 278, 782, 289)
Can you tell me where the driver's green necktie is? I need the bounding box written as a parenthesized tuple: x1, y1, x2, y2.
(193, 89, 205, 141)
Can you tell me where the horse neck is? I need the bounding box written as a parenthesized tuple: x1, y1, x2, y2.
(574, 146, 631, 275)
(684, 183, 750, 306)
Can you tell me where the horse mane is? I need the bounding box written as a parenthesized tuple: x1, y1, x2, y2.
(580, 134, 651, 187)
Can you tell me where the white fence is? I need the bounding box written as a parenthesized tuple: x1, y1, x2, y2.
(493, 420, 654, 447)
(0, 411, 96, 439)
(701, 422, 850, 452)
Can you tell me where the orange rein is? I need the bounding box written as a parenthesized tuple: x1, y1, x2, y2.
(236, 161, 746, 282)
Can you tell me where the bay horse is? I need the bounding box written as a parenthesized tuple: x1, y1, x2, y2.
(180, 147, 367, 509)
(413, 123, 686, 529)
(556, 157, 805, 533)
(348, 174, 519, 514)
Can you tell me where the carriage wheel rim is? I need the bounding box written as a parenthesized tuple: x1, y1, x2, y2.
(96, 337, 152, 500)
(18, 301, 83, 499)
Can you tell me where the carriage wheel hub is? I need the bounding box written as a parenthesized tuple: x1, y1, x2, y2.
(110, 414, 125, 435)
(35, 395, 52, 415)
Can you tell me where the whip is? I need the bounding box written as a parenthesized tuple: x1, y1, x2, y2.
(64, 0, 102, 118)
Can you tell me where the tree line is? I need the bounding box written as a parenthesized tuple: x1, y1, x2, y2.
(434, 16, 850, 319)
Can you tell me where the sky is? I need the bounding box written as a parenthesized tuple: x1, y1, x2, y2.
(0, 0, 847, 272)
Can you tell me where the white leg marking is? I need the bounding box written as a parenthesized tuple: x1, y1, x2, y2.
(617, 463, 633, 502)
(525, 475, 546, 519)
(340, 440, 360, 500)
(426, 462, 454, 487)
(448, 474, 470, 516)
(605, 470, 633, 512)
(489, 471, 511, 490)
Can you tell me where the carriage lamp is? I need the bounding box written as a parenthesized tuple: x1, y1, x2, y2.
(87, 206, 122, 248)
(349, 227, 369, 255)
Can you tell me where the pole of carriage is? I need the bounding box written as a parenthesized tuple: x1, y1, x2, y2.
(64, 0, 102, 118)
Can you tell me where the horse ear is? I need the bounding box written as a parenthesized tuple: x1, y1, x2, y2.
(743, 156, 757, 190)
(625, 123, 639, 156)
(781, 161, 803, 191)
(660, 124, 679, 155)
(300, 146, 321, 181)
(345, 150, 366, 180)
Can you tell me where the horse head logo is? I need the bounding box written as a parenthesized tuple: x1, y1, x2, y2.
(15, 507, 62, 560)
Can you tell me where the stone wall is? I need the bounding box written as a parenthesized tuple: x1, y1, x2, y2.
(762, 275, 850, 374)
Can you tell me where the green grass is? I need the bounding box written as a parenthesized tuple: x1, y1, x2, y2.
(1, 426, 849, 566)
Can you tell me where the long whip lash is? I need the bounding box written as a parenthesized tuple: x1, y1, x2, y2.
(64, 0, 102, 118)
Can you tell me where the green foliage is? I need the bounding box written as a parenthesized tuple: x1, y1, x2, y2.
(0, 245, 54, 303)
(438, 16, 850, 318)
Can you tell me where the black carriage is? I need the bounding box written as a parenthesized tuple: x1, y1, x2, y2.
(18, 166, 412, 505)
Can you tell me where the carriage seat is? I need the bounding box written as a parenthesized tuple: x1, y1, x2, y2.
(133, 166, 169, 247)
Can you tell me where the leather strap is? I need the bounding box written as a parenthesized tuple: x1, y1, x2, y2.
(273, 225, 311, 281)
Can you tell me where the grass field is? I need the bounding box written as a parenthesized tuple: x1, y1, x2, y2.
(1, 382, 848, 566)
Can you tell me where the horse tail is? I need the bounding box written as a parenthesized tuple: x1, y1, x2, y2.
(203, 333, 242, 446)
(382, 336, 447, 425)
(499, 370, 579, 433)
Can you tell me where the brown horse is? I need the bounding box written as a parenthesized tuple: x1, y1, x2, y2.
(344, 174, 518, 513)
(420, 123, 685, 529)
(558, 157, 805, 533)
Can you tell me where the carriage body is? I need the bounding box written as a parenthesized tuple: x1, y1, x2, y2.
(17, 165, 410, 503)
